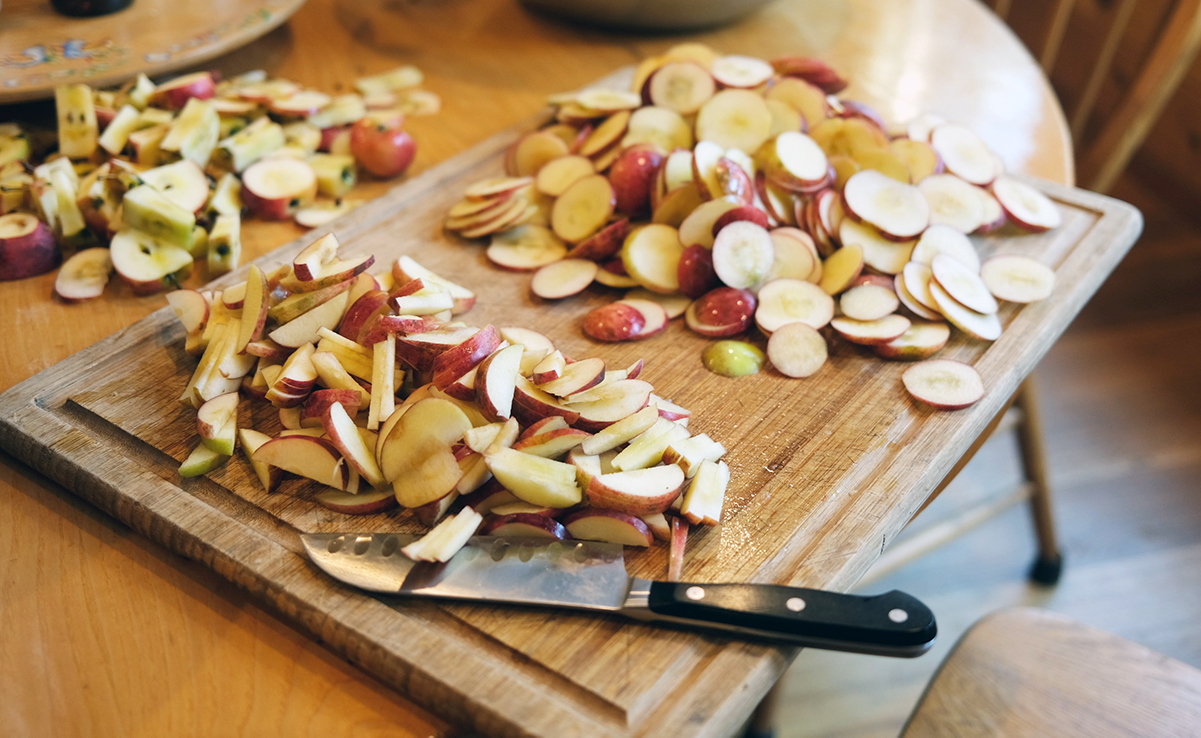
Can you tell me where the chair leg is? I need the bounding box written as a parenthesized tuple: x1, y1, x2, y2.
(1013, 375, 1063, 585)
(743, 683, 781, 738)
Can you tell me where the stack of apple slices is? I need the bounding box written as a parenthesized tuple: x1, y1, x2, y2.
(169, 233, 732, 567)
(2, 64, 437, 300)
(438, 42, 1066, 412)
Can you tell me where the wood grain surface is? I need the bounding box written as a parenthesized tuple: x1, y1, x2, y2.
(0, 0, 1087, 734)
(902, 607, 1201, 736)
(0, 101, 1140, 738)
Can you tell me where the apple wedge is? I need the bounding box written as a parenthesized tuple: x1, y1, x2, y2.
(564, 379, 654, 432)
(481, 513, 568, 540)
(179, 442, 229, 478)
(402, 507, 484, 563)
(610, 417, 690, 471)
(538, 357, 605, 397)
(392, 255, 477, 314)
(196, 392, 239, 456)
(314, 487, 399, 515)
(485, 447, 582, 508)
(511, 428, 590, 458)
(322, 401, 386, 488)
(474, 343, 525, 422)
(238, 428, 282, 493)
(513, 375, 581, 427)
(586, 464, 685, 515)
(679, 460, 730, 526)
(382, 397, 472, 498)
(252, 435, 350, 490)
(431, 325, 502, 390)
(562, 508, 654, 547)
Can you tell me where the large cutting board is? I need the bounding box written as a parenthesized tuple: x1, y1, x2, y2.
(0, 69, 1141, 735)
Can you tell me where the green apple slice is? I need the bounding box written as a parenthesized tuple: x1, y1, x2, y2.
(179, 442, 229, 478)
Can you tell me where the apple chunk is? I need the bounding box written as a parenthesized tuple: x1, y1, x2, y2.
(322, 401, 386, 488)
(238, 428, 282, 493)
(586, 465, 685, 515)
(562, 508, 654, 547)
(485, 448, 581, 508)
(196, 391, 239, 456)
(381, 398, 473, 507)
(252, 435, 350, 490)
(474, 343, 524, 421)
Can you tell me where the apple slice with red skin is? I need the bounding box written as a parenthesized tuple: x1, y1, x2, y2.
(874, 321, 951, 361)
(242, 158, 318, 221)
(431, 325, 502, 390)
(903, 359, 985, 410)
(245, 339, 293, 363)
(929, 281, 1003, 341)
(165, 289, 210, 333)
(520, 416, 570, 441)
(562, 508, 655, 547)
(685, 287, 757, 337)
(300, 388, 361, 427)
(980, 255, 1055, 303)
(676, 244, 720, 299)
(715, 156, 755, 205)
(990, 176, 1061, 232)
(532, 351, 567, 385)
(640, 512, 672, 542)
(593, 259, 639, 289)
(384, 398, 473, 507)
(54, 247, 113, 303)
(394, 325, 480, 372)
(338, 289, 389, 340)
(269, 276, 355, 325)
(485, 448, 582, 508)
(481, 514, 569, 540)
(414, 487, 461, 527)
(586, 464, 685, 516)
(680, 460, 730, 525)
(755, 278, 834, 334)
(269, 290, 351, 348)
(766, 322, 828, 378)
(536, 154, 594, 197)
(931, 253, 998, 314)
(510, 427, 590, 458)
(474, 343, 524, 422)
(392, 255, 477, 315)
(919, 174, 986, 234)
(512, 375, 581, 427)
(565, 379, 654, 432)
(459, 479, 520, 515)
(280, 254, 375, 293)
(487, 224, 568, 271)
(651, 394, 691, 422)
(252, 435, 350, 490)
(293, 232, 340, 281)
(583, 302, 646, 342)
(771, 56, 848, 94)
(712, 206, 770, 238)
(648, 61, 715, 115)
(196, 392, 239, 456)
(617, 298, 669, 340)
(152, 72, 216, 109)
(567, 218, 629, 262)
(930, 125, 998, 186)
(842, 170, 929, 240)
(819, 244, 864, 296)
(830, 314, 912, 345)
(609, 145, 664, 217)
(756, 131, 830, 192)
(840, 283, 900, 322)
(539, 357, 605, 397)
(315, 487, 398, 515)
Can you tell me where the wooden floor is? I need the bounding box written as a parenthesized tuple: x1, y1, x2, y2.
(778, 170, 1201, 738)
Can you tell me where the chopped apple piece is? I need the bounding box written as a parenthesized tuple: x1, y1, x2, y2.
(238, 428, 282, 493)
(402, 507, 484, 562)
(367, 337, 396, 430)
(485, 448, 581, 508)
(680, 460, 729, 525)
(252, 435, 350, 490)
(196, 392, 239, 456)
(481, 513, 568, 540)
(179, 442, 228, 478)
(586, 465, 685, 515)
(322, 401, 386, 488)
(562, 508, 654, 547)
(611, 417, 690, 471)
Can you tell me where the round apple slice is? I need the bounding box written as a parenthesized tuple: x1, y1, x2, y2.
(535, 154, 594, 197)
(531, 258, 598, 299)
(931, 253, 997, 314)
(911, 223, 980, 271)
(767, 228, 817, 282)
(766, 99, 804, 137)
(695, 90, 772, 153)
(831, 314, 911, 345)
(991, 177, 1062, 232)
(840, 283, 899, 321)
(242, 158, 318, 220)
(576, 88, 641, 113)
(55, 247, 113, 302)
(919, 174, 986, 233)
(906, 113, 946, 143)
(488, 224, 568, 271)
(711, 221, 775, 290)
(975, 185, 1008, 233)
(583, 302, 646, 342)
(294, 199, 352, 228)
(929, 280, 1003, 341)
(903, 359, 985, 410)
(593, 261, 640, 289)
(678, 196, 740, 249)
(648, 61, 715, 115)
(711, 55, 774, 88)
(819, 244, 864, 295)
(623, 106, 693, 152)
(569, 218, 629, 262)
(755, 278, 834, 333)
(895, 267, 943, 320)
(140, 160, 210, 214)
(551, 174, 615, 243)
(685, 287, 757, 337)
(874, 321, 950, 361)
(509, 130, 571, 177)
(622, 223, 683, 294)
(891, 138, 943, 181)
(838, 219, 914, 275)
(465, 176, 533, 200)
(623, 288, 691, 319)
(930, 125, 998, 186)
(842, 170, 929, 240)
(269, 90, 333, 116)
(766, 322, 828, 378)
(109, 229, 193, 294)
(578, 111, 631, 158)
(617, 298, 670, 339)
(980, 255, 1055, 303)
(758, 131, 829, 191)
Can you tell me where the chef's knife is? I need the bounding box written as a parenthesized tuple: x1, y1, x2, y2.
(301, 533, 936, 657)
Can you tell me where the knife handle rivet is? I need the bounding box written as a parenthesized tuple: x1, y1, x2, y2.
(685, 586, 705, 601)
(786, 597, 806, 612)
(889, 608, 909, 623)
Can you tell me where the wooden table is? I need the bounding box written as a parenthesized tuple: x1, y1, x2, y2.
(0, 0, 1075, 735)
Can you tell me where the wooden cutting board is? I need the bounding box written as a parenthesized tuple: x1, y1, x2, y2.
(0, 69, 1141, 736)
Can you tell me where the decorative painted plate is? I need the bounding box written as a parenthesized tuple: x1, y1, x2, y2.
(0, 0, 306, 104)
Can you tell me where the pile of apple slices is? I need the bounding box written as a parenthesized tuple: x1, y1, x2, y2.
(169, 232, 731, 567)
(1, 65, 437, 296)
(439, 43, 1065, 412)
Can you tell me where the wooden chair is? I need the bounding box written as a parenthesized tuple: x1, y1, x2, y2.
(903, 607, 1201, 736)
(986, 0, 1201, 193)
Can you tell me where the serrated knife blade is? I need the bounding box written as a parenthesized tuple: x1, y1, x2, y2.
(302, 533, 937, 657)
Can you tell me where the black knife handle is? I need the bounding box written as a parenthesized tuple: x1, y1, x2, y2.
(621, 579, 936, 657)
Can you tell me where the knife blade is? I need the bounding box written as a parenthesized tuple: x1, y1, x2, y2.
(301, 533, 937, 657)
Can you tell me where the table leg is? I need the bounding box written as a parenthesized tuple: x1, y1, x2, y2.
(1014, 375, 1064, 584)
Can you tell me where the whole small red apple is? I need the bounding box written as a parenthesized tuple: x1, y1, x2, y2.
(350, 115, 416, 178)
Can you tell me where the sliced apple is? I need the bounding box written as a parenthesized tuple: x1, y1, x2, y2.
(991, 176, 1062, 232)
(314, 487, 398, 515)
(268, 289, 351, 348)
(754, 278, 834, 333)
(473, 344, 525, 422)
(565, 379, 653, 432)
(431, 325, 502, 389)
(818, 244, 864, 296)
(919, 173, 986, 233)
(902, 359, 985, 410)
(322, 401, 386, 488)
(539, 357, 605, 397)
(481, 514, 568, 540)
(487, 224, 568, 271)
(165, 289, 211, 334)
(685, 287, 757, 337)
(647, 61, 715, 115)
(586, 464, 685, 516)
(252, 435, 350, 490)
(511, 427, 590, 458)
(562, 508, 654, 547)
(238, 428, 282, 493)
(583, 302, 646, 342)
(840, 283, 900, 322)
(679, 460, 730, 525)
(843, 170, 929, 240)
(930, 125, 998, 186)
(485, 447, 581, 508)
(402, 507, 484, 563)
(911, 223, 981, 271)
(874, 321, 951, 361)
(931, 253, 998, 314)
(610, 417, 690, 471)
(551, 174, 614, 244)
(179, 442, 229, 478)
(980, 255, 1055, 303)
(241, 158, 317, 220)
(196, 392, 238, 456)
(678, 196, 740, 249)
(617, 298, 670, 340)
(830, 314, 911, 345)
(696, 90, 772, 154)
(530, 258, 597, 300)
(662, 433, 727, 478)
(928, 281, 1003, 341)
(513, 375, 581, 426)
